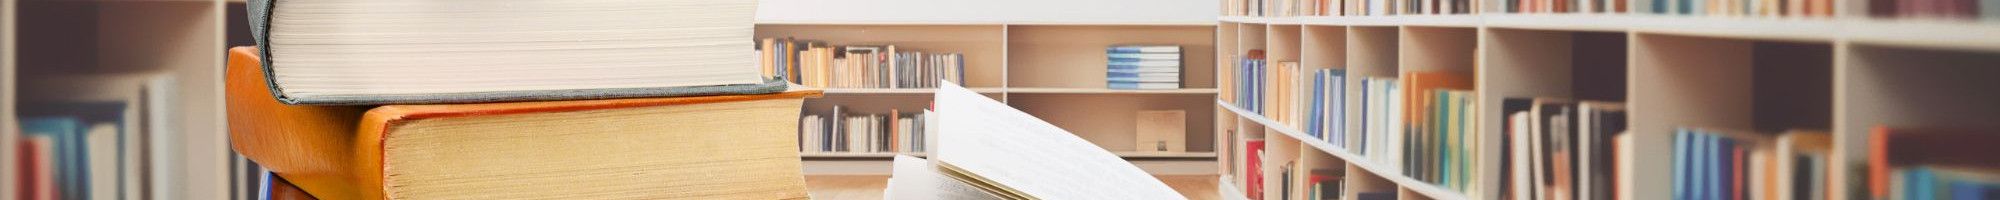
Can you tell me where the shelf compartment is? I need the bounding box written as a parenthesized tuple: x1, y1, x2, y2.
(1219, 100, 1472, 200)
(754, 24, 1008, 88)
(1628, 33, 1834, 199)
(1833, 45, 2000, 200)
(1006, 25, 1218, 89)
(1399, 27, 1477, 75)
(1008, 93, 1218, 153)
(1474, 28, 1632, 200)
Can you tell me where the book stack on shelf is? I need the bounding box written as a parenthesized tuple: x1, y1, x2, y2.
(758, 39, 967, 89)
(1644, 0, 1833, 17)
(220, 0, 817, 199)
(1500, 99, 1629, 200)
(799, 107, 935, 154)
(1869, 0, 1999, 20)
(1305, 69, 1348, 150)
(1236, 50, 1269, 113)
(16, 93, 164, 200)
(1225, 0, 1343, 16)
(1867, 127, 2000, 199)
(1358, 77, 1402, 167)
(1504, 0, 1629, 13)
(1107, 45, 1185, 90)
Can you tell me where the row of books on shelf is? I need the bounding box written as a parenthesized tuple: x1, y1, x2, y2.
(1275, 162, 1346, 200)
(1107, 45, 1187, 90)
(1221, 0, 2000, 19)
(1224, 0, 1481, 16)
(14, 77, 176, 200)
(1871, 0, 2000, 20)
(799, 107, 936, 154)
(1500, 99, 1626, 200)
(1243, 139, 1400, 200)
(1643, 0, 1835, 17)
(1505, 0, 1630, 13)
(1867, 127, 2000, 200)
(1228, 48, 1488, 195)
(757, 38, 967, 89)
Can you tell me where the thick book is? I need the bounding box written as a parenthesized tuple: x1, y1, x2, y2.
(930, 82, 1185, 199)
(226, 47, 822, 199)
(244, 0, 783, 105)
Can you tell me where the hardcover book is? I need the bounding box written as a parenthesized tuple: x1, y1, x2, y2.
(225, 47, 821, 199)
(244, 0, 782, 105)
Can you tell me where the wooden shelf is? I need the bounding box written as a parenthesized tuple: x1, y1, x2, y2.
(1216, 100, 1470, 200)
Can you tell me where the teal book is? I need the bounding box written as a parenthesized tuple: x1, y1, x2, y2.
(22, 117, 86, 200)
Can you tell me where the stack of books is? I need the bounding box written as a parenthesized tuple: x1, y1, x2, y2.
(1398, 72, 1477, 192)
(799, 107, 936, 154)
(1645, 0, 1833, 17)
(1870, 0, 1998, 20)
(1357, 76, 1402, 167)
(16, 95, 164, 200)
(1866, 127, 2000, 200)
(1305, 69, 1349, 149)
(224, 0, 816, 199)
(1501, 99, 1629, 200)
(1236, 50, 1269, 112)
(758, 39, 966, 89)
(1107, 45, 1184, 90)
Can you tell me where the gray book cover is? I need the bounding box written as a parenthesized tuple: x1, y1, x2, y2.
(244, 0, 784, 105)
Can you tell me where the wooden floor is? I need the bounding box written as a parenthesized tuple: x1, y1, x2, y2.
(804, 175, 1222, 200)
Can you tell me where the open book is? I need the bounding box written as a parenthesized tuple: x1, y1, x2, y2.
(901, 82, 1184, 200)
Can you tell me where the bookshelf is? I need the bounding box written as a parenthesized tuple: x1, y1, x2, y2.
(759, 23, 1225, 175)
(2, 0, 237, 199)
(1215, 2, 2000, 200)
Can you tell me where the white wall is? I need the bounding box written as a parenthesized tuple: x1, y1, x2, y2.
(756, 0, 1218, 24)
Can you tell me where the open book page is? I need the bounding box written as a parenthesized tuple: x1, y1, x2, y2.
(931, 81, 1186, 200)
(885, 155, 1002, 200)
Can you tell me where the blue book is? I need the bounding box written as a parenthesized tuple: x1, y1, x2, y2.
(1329, 69, 1346, 148)
(1106, 53, 1181, 60)
(1106, 46, 1182, 54)
(1107, 57, 1183, 63)
(1948, 179, 1988, 200)
(1108, 61, 1181, 67)
(1915, 167, 1936, 200)
(1107, 66, 1180, 72)
(1673, 129, 1691, 200)
(1715, 137, 1734, 200)
(1309, 71, 1324, 139)
(1105, 72, 1179, 78)
(1358, 79, 1370, 155)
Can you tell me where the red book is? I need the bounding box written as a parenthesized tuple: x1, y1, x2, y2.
(1732, 146, 1745, 200)
(19, 136, 57, 200)
(1247, 140, 1267, 200)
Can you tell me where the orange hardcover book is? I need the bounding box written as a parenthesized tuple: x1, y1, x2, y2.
(228, 47, 822, 199)
(226, 47, 373, 200)
(1402, 72, 1472, 140)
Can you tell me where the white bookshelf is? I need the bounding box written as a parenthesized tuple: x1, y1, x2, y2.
(3, 0, 235, 199)
(762, 22, 1224, 176)
(1216, 10, 2000, 200)
(1219, 100, 1471, 200)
